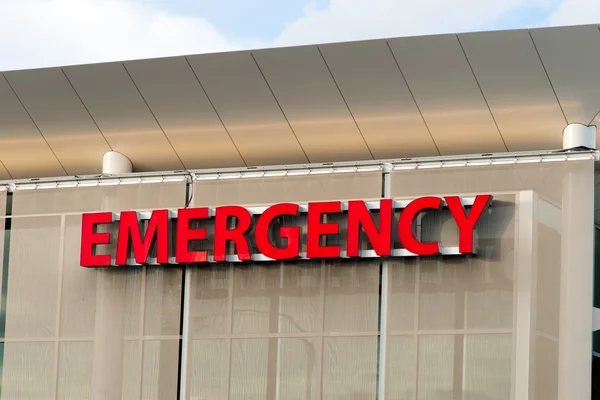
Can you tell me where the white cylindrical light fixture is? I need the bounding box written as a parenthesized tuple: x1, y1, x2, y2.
(102, 151, 132, 174)
(563, 123, 596, 150)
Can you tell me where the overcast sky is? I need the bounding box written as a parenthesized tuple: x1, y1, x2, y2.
(1, 0, 599, 71)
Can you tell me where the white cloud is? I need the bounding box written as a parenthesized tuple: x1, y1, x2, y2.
(546, 0, 600, 25)
(275, 0, 555, 46)
(0, 0, 597, 72)
(0, 0, 252, 71)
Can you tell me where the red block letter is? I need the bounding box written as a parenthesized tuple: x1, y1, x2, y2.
(176, 208, 209, 263)
(214, 206, 252, 262)
(116, 210, 169, 265)
(347, 200, 392, 257)
(399, 197, 441, 256)
(307, 201, 341, 259)
(446, 195, 492, 253)
(80, 212, 113, 267)
(255, 203, 300, 260)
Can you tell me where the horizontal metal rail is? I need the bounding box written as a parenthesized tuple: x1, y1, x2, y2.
(0, 148, 596, 192)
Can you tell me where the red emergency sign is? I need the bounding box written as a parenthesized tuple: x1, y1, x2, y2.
(79, 195, 492, 267)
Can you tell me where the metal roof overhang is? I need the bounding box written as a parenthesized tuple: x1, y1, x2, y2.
(1, 24, 600, 181)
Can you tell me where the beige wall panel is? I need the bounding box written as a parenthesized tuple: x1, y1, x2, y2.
(143, 268, 182, 336)
(386, 335, 415, 398)
(187, 52, 308, 166)
(4, 68, 111, 174)
(276, 337, 319, 399)
(188, 267, 230, 338)
(388, 259, 417, 332)
(277, 264, 321, 334)
(57, 341, 93, 400)
(0, 75, 65, 178)
(60, 215, 98, 337)
(188, 339, 229, 399)
(124, 57, 245, 169)
(535, 337, 559, 400)
(229, 338, 270, 398)
(388, 34, 507, 155)
(192, 171, 382, 207)
(1, 342, 55, 399)
(8, 182, 186, 343)
(417, 335, 459, 399)
(323, 336, 378, 398)
(324, 261, 380, 333)
(5, 216, 61, 338)
(463, 334, 512, 399)
(122, 341, 141, 399)
(62, 63, 183, 171)
(459, 30, 566, 151)
(141, 340, 180, 400)
(253, 46, 373, 163)
(390, 162, 567, 204)
(12, 181, 186, 216)
(320, 40, 438, 158)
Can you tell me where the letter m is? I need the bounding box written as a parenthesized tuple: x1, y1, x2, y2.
(116, 210, 169, 265)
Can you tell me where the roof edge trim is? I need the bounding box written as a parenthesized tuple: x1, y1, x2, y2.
(1, 149, 597, 192)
